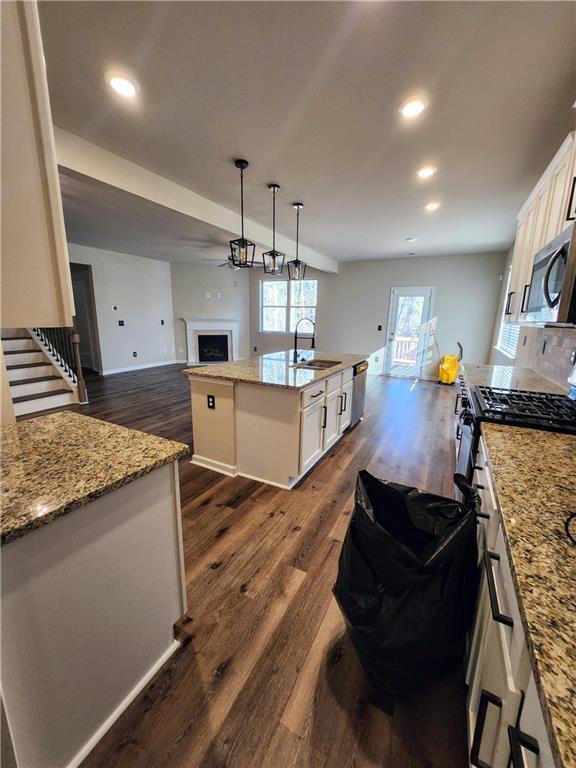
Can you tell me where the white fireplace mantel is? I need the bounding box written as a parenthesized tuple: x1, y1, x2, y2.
(183, 319, 239, 365)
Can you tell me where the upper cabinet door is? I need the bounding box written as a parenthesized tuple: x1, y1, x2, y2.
(1, 1, 74, 329)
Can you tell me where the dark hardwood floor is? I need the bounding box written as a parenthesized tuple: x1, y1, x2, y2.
(51, 365, 467, 767)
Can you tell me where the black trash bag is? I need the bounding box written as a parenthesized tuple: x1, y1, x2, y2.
(333, 470, 479, 697)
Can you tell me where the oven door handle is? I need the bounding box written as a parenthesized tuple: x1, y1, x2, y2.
(542, 245, 565, 309)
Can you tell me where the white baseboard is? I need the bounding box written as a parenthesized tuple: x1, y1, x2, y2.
(191, 455, 237, 476)
(65, 640, 180, 768)
(102, 360, 184, 375)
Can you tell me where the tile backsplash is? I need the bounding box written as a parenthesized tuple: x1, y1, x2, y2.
(518, 326, 576, 391)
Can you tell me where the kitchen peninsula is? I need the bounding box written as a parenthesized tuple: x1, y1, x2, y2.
(1, 412, 188, 768)
(184, 350, 368, 488)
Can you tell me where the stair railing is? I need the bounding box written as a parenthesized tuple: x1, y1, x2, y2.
(31, 326, 88, 404)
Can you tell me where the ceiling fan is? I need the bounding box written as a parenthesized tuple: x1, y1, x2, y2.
(200, 257, 241, 270)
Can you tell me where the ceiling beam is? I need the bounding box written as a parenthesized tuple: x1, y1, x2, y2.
(54, 128, 339, 274)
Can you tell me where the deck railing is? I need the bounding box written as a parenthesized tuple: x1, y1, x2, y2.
(391, 335, 419, 364)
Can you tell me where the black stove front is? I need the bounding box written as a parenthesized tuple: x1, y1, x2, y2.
(472, 386, 576, 435)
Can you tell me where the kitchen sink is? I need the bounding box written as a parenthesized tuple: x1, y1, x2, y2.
(295, 359, 342, 370)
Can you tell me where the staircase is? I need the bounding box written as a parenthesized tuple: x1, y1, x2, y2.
(2, 329, 80, 417)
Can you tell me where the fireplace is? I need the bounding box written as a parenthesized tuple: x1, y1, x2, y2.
(198, 334, 229, 363)
(183, 320, 240, 365)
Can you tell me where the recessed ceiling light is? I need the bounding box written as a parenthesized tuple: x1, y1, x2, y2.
(400, 99, 427, 119)
(425, 201, 441, 212)
(405, 237, 417, 242)
(417, 165, 437, 179)
(109, 75, 138, 98)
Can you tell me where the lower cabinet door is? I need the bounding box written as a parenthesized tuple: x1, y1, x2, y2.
(467, 610, 522, 768)
(323, 389, 340, 450)
(339, 380, 354, 432)
(510, 673, 555, 768)
(299, 399, 325, 475)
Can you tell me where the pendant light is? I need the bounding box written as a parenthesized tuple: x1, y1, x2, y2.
(287, 202, 306, 281)
(262, 184, 285, 275)
(229, 159, 255, 268)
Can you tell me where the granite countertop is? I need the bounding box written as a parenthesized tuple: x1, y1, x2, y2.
(481, 424, 576, 768)
(1, 412, 188, 546)
(183, 350, 369, 390)
(462, 363, 565, 394)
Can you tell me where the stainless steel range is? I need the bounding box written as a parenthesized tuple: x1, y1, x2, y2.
(473, 385, 576, 434)
(456, 369, 576, 482)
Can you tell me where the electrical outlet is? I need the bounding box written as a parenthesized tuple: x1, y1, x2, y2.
(377, 324, 382, 331)
(375, 356, 379, 362)
(118, 320, 125, 326)
(161, 319, 165, 325)
(570, 347, 576, 365)
(253, 346, 257, 352)
(133, 351, 137, 357)
(207, 394, 215, 410)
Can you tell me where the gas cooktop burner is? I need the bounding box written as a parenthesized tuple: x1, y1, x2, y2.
(472, 386, 576, 434)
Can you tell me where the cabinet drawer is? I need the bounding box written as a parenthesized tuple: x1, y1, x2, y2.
(342, 367, 353, 385)
(325, 373, 342, 394)
(492, 528, 528, 681)
(301, 381, 326, 409)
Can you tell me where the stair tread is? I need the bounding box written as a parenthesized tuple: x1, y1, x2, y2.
(6, 362, 50, 370)
(13, 389, 72, 404)
(10, 376, 62, 386)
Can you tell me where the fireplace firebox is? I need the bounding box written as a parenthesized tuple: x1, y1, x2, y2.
(197, 334, 229, 363)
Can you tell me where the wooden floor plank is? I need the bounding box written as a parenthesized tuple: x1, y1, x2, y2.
(51, 366, 469, 768)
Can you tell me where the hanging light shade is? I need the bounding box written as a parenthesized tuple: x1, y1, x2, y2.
(229, 159, 255, 268)
(262, 184, 285, 275)
(287, 202, 306, 281)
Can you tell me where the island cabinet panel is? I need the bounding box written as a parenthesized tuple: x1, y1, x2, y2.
(339, 379, 354, 433)
(235, 383, 301, 487)
(300, 399, 326, 475)
(1, 464, 185, 768)
(322, 389, 341, 451)
(190, 378, 236, 474)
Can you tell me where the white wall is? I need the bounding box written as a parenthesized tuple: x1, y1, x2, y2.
(68, 244, 177, 373)
(170, 263, 251, 361)
(251, 252, 506, 376)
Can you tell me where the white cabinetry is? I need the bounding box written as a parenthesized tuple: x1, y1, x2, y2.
(511, 673, 555, 768)
(339, 379, 354, 433)
(466, 449, 555, 768)
(506, 132, 575, 323)
(298, 368, 354, 476)
(300, 399, 325, 475)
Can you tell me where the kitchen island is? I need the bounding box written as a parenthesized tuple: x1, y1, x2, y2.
(1, 412, 188, 768)
(184, 350, 368, 488)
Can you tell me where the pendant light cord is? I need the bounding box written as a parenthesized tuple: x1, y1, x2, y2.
(296, 206, 300, 261)
(272, 187, 276, 252)
(240, 167, 245, 240)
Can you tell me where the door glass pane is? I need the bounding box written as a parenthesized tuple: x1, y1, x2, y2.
(290, 307, 316, 332)
(262, 307, 287, 332)
(392, 296, 424, 364)
(291, 280, 318, 306)
(262, 280, 288, 306)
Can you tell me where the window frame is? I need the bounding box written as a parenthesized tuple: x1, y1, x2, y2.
(495, 266, 521, 359)
(259, 278, 318, 335)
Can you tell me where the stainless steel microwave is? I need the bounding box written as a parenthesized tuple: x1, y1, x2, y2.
(524, 224, 576, 323)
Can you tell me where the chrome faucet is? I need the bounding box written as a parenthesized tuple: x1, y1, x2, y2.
(293, 318, 316, 364)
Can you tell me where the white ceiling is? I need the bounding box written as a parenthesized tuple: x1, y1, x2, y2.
(40, 1, 576, 262)
(59, 167, 242, 263)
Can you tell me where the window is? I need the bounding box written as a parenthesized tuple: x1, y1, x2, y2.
(495, 267, 520, 358)
(260, 279, 318, 333)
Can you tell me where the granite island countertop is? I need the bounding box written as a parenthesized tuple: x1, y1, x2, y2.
(183, 350, 369, 390)
(462, 363, 566, 394)
(1, 412, 188, 546)
(481, 424, 576, 768)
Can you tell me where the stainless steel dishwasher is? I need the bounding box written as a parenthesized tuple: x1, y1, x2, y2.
(350, 361, 368, 427)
